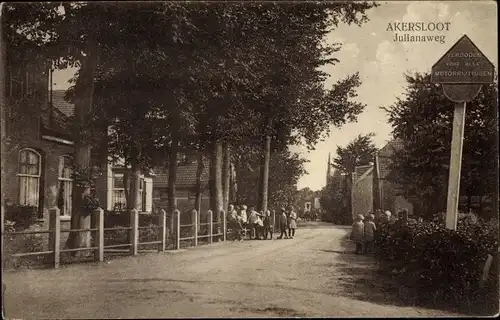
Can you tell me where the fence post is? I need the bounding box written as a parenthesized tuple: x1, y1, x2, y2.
(192, 210, 198, 247)
(95, 208, 104, 262)
(158, 209, 166, 252)
(176, 209, 181, 250)
(165, 210, 170, 248)
(130, 209, 139, 256)
(222, 210, 227, 242)
(208, 210, 213, 244)
(49, 207, 61, 269)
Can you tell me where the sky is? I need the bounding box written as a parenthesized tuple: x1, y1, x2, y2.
(290, 0, 498, 191)
(51, 1, 498, 192)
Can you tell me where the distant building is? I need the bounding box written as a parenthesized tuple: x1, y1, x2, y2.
(152, 156, 210, 215)
(326, 152, 333, 186)
(296, 189, 321, 215)
(351, 139, 413, 219)
(376, 139, 413, 215)
(351, 164, 375, 220)
(152, 155, 237, 218)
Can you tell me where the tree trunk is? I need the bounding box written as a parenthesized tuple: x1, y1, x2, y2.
(259, 134, 271, 214)
(466, 193, 472, 213)
(129, 157, 141, 211)
(66, 39, 98, 254)
(230, 162, 237, 204)
(209, 141, 224, 231)
(0, 21, 7, 269)
(167, 135, 179, 233)
(123, 170, 130, 210)
(234, 158, 243, 205)
(195, 152, 204, 224)
(222, 143, 231, 214)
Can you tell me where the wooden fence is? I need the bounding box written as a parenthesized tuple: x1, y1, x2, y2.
(3, 207, 227, 269)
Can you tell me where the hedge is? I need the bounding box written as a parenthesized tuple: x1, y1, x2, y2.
(373, 213, 498, 311)
(5, 205, 39, 230)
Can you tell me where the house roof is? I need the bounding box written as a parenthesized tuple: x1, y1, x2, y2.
(378, 139, 403, 158)
(153, 161, 210, 189)
(41, 90, 74, 139)
(355, 164, 373, 177)
(51, 90, 75, 117)
(377, 139, 404, 180)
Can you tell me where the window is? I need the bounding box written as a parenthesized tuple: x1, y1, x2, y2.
(112, 173, 127, 211)
(112, 173, 146, 212)
(139, 178, 146, 212)
(159, 188, 169, 200)
(58, 155, 73, 216)
(8, 64, 37, 99)
(305, 202, 312, 211)
(153, 188, 161, 200)
(177, 153, 195, 165)
(18, 148, 41, 208)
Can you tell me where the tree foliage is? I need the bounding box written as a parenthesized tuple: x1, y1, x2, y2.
(235, 146, 308, 209)
(383, 72, 498, 218)
(4, 1, 379, 217)
(319, 174, 350, 224)
(332, 133, 378, 173)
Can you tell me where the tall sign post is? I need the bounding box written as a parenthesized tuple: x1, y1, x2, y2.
(431, 35, 495, 230)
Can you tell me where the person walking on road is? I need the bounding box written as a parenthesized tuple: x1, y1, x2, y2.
(228, 204, 243, 241)
(288, 208, 298, 239)
(278, 208, 289, 239)
(239, 205, 248, 237)
(255, 212, 265, 240)
(351, 214, 365, 254)
(263, 210, 274, 240)
(248, 206, 260, 240)
(364, 213, 376, 253)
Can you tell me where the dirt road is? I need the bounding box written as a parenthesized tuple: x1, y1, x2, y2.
(3, 223, 461, 318)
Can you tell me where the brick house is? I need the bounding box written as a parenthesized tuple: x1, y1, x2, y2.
(3, 48, 153, 233)
(152, 157, 211, 215)
(376, 139, 414, 215)
(351, 164, 375, 220)
(295, 189, 321, 216)
(152, 154, 239, 221)
(351, 139, 414, 219)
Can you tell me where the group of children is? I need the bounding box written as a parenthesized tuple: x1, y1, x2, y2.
(227, 205, 298, 241)
(350, 210, 390, 255)
(350, 209, 404, 254)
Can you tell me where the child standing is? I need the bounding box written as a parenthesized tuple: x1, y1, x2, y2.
(263, 210, 274, 240)
(248, 206, 259, 240)
(364, 214, 376, 253)
(278, 208, 288, 239)
(351, 214, 365, 254)
(288, 209, 297, 239)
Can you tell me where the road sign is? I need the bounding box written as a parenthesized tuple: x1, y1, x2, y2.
(430, 35, 495, 230)
(442, 84, 482, 102)
(431, 34, 495, 85)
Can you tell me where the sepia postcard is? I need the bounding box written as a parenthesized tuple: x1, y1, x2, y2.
(1, 1, 498, 318)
